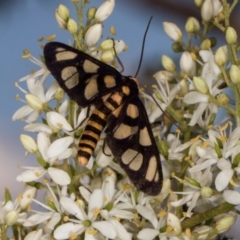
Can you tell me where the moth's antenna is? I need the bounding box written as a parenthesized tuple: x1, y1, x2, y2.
(111, 38, 124, 73)
(134, 16, 153, 78)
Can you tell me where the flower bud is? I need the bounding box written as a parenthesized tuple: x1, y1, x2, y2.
(162, 55, 176, 72)
(95, 0, 115, 21)
(101, 50, 114, 63)
(215, 214, 235, 233)
(200, 39, 211, 50)
(163, 22, 182, 42)
(193, 76, 209, 94)
(201, 0, 214, 21)
(201, 186, 213, 198)
(230, 65, 240, 84)
(57, 4, 70, 21)
(215, 46, 227, 67)
(209, 37, 217, 48)
(179, 79, 189, 96)
(194, 0, 203, 8)
(185, 177, 201, 187)
(87, 7, 97, 20)
(185, 17, 200, 33)
(67, 18, 78, 35)
(5, 211, 18, 226)
(226, 27, 237, 44)
(180, 51, 196, 77)
(171, 42, 184, 53)
(55, 9, 67, 29)
(20, 134, 38, 153)
(85, 24, 102, 47)
(216, 93, 230, 105)
(26, 94, 43, 111)
(100, 39, 114, 50)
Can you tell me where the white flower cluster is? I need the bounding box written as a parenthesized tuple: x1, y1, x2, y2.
(3, 0, 240, 239)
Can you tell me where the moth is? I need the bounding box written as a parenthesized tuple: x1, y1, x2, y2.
(44, 42, 163, 195)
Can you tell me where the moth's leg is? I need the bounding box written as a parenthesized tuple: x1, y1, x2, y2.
(102, 138, 112, 157)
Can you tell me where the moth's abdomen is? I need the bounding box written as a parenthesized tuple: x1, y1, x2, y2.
(78, 108, 107, 165)
(78, 90, 129, 165)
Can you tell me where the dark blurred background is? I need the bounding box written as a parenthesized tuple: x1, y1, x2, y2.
(0, 0, 239, 236)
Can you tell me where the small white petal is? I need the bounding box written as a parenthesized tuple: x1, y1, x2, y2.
(60, 196, 87, 220)
(24, 212, 53, 227)
(47, 136, 74, 158)
(26, 110, 40, 123)
(59, 98, 69, 116)
(48, 167, 71, 185)
(57, 148, 73, 160)
(46, 81, 59, 101)
(24, 229, 42, 240)
(102, 176, 115, 204)
(45, 212, 62, 232)
(20, 187, 37, 209)
(88, 189, 103, 219)
(37, 132, 51, 161)
(47, 112, 72, 132)
(109, 219, 132, 240)
(79, 187, 91, 202)
(12, 105, 33, 121)
(223, 190, 240, 205)
(167, 213, 181, 234)
(136, 205, 158, 229)
(137, 228, 159, 240)
(92, 221, 117, 239)
(23, 123, 52, 134)
(54, 222, 83, 239)
(217, 158, 231, 170)
(183, 92, 208, 104)
(189, 159, 217, 172)
(16, 168, 46, 182)
(215, 169, 233, 191)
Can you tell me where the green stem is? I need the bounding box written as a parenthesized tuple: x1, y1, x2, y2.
(181, 202, 235, 230)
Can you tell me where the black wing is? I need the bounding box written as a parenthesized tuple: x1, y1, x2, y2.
(44, 42, 123, 107)
(106, 97, 163, 196)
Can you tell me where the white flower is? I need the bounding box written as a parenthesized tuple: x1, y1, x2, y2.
(12, 56, 57, 123)
(54, 191, 117, 240)
(145, 75, 181, 122)
(16, 132, 72, 185)
(23, 183, 64, 229)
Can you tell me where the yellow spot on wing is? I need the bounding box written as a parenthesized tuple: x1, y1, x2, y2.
(84, 76, 98, 100)
(61, 66, 79, 89)
(129, 154, 143, 171)
(104, 75, 116, 88)
(113, 123, 138, 139)
(122, 149, 138, 164)
(145, 156, 157, 181)
(83, 60, 99, 73)
(55, 49, 77, 61)
(139, 127, 152, 146)
(126, 104, 139, 119)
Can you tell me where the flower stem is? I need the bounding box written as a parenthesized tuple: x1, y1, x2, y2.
(181, 202, 235, 230)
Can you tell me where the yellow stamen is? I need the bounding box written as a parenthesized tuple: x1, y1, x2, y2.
(157, 210, 167, 218)
(46, 34, 56, 41)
